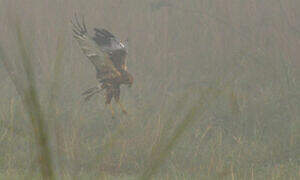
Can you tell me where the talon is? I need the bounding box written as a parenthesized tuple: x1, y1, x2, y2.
(122, 110, 128, 115)
(117, 101, 128, 115)
(108, 103, 115, 118)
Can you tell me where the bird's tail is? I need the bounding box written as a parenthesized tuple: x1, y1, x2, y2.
(82, 86, 98, 96)
(82, 86, 104, 102)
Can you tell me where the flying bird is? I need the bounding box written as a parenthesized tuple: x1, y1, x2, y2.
(71, 15, 133, 117)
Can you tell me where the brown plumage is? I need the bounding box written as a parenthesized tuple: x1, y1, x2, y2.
(72, 14, 133, 116)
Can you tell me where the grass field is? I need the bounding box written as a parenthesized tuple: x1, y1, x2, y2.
(0, 0, 299, 179)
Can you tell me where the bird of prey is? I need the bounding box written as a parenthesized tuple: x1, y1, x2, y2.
(71, 15, 133, 117)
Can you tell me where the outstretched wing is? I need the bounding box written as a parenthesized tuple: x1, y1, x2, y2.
(71, 15, 121, 81)
(92, 28, 128, 71)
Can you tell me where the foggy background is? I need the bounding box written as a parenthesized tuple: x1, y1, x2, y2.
(0, 0, 299, 179)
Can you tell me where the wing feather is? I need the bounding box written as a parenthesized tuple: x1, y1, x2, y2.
(72, 16, 121, 81)
(92, 28, 128, 72)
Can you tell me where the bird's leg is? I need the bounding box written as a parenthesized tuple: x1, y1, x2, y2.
(108, 103, 115, 118)
(117, 101, 127, 115)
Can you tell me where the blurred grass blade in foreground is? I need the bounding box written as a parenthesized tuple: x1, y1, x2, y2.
(0, 21, 55, 180)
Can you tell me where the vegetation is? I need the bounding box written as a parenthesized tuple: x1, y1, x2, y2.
(0, 0, 299, 179)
